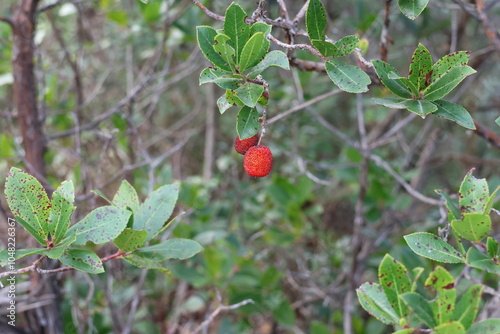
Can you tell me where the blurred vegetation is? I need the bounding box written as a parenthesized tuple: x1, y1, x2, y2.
(0, 0, 499, 333)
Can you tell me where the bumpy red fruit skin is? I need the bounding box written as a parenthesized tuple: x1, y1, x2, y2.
(243, 145, 273, 177)
(234, 134, 259, 155)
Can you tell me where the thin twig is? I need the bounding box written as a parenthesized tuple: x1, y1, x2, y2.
(192, 297, 254, 334)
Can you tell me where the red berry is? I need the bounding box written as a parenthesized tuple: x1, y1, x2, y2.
(234, 134, 259, 155)
(243, 145, 273, 177)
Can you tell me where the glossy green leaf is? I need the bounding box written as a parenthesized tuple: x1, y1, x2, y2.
(48, 180, 75, 244)
(452, 284, 483, 330)
(398, 0, 429, 19)
(196, 26, 230, 71)
(436, 189, 461, 220)
(409, 43, 433, 91)
(431, 51, 470, 82)
(372, 60, 413, 98)
(432, 100, 475, 129)
(451, 213, 491, 242)
(136, 238, 203, 261)
(423, 66, 476, 101)
(356, 282, 399, 325)
(239, 32, 268, 72)
(213, 34, 236, 72)
(217, 94, 233, 114)
(225, 89, 244, 107)
(134, 184, 180, 241)
(466, 247, 500, 275)
(245, 50, 290, 78)
(424, 266, 456, 325)
(236, 106, 259, 140)
(306, 0, 326, 41)
(68, 206, 130, 245)
(5, 167, 50, 244)
(372, 97, 408, 109)
(404, 232, 465, 263)
(312, 40, 338, 57)
(223, 3, 249, 64)
(434, 322, 466, 334)
(250, 21, 271, 36)
(466, 319, 500, 334)
(112, 179, 140, 214)
(123, 253, 170, 274)
(378, 254, 411, 317)
(199, 67, 242, 90)
(325, 60, 371, 93)
(404, 99, 437, 117)
(459, 169, 489, 213)
(234, 82, 265, 107)
(400, 292, 436, 328)
(46, 233, 76, 259)
(487, 237, 499, 258)
(331, 35, 360, 57)
(60, 249, 104, 274)
(114, 228, 148, 252)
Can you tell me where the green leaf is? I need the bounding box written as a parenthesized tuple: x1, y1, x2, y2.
(484, 186, 500, 215)
(225, 89, 244, 106)
(432, 100, 476, 130)
(487, 237, 499, 258)
(67, 206, 130, 245)
(217, 94, 233, 114)
(114, 228, 148, 252)
(411, 267, 425, 292)
(234, 83, 265, 107)
(398, 0, 429, 20)
(496, 116, 500, 127)
(223, 3, 250, 64)
(404, 232, 465, 263)
(325, 60, 371, 93)
(46, 233, 76, 259)
(213, 34, 236, 72)
(306, 0, 327, 41)
(467, 319, 500, 334)
(404, 99, 438, 117)
(312, 40, 338, 57)
(356, 282, 399, 325)
(431, 51, 470, 82)
(372, 60, 413, 98)
(136, 238, 203, 261)
(433, 322, 466, 334)
(48, 180, 75, 244)
(273, 300, 296, 326)
(0, 248, 49, 267)
(250, 22, 271, 36)
(459, 169, 489, 213)
(436, 189, 461, 220)
(107, 11, 128, 26)
(60, 249, 104, 274)
(372, 97, 408, 109)
(424, 266, 456, 325)
(112, 180, 140, 213)
(451, 213, 491, 242)
(238, 32, 268, 72)
(331, 35, 360, 57)
(378, 254, 411, 318)
(244, 50, 290, 78)
(124, 253, 171, 274)
(400, 292, 436, 328)
(452, 284, 483, 330)
(199, 67, 242, 90)
(134, 184, 180, 241)
(236, 106, 260, 140)
(409, 43, 433, 91)
(5, 167, 50, 245)
(423, 66, 476, 101)
(466, 247, 500, 275)
(196, 26, 231, 71)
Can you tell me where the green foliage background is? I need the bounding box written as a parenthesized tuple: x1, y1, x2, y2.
(0, 0, 499, 333)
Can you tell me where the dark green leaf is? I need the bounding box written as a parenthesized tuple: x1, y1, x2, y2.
(225, 89, 244, 106)
(331, 35, 360, 57)
(372, 60, 413, 98)
(213, 34, 236, 72)
(404, 99, 437, 117)
(5, 167, 50, 244)
(398, 0, 429, 20)
(372, 97, 408, 109)
(312, 40, 338, 57)
(409, 43, 433, 91)
(134, 184, 180, 241)
(423, 66, 476, 101)
(237, 106, 260, 139)
(238, 32, 268, 72)
(306, 0, 326, 41)
(432, 100, 476, 129)
(325, 60, 371, 93)
(196, 26, 231, 71)
(123, 253, 170, 274)
(436, 189, 461, 220)
(466, 319, 500, 334)
(451, 213, 491, 242)
(250, 22, 271, 36)
(459, 169, 489, 213)
(452, 284, 483, 330)
(234, 83, 265, 107)
(466, 247, 500, 275)
(49, 180, 75, 244)
(199, 67, 242, 90)
(67, 206, 130, 245)
(46, 233, 76, 259)
(136, 238, 203, 261)
(356, 282, 399, 325)
(60, 249, 104, 274)
(400, 292, 436, 328)
(223, 3, 250, 64)
(487, 237, 499, 258)
(432, 51, 470, 82)
(404, 232, 465, 263)
(245, 50, 289, 78)
(114, 228, 148, 252)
